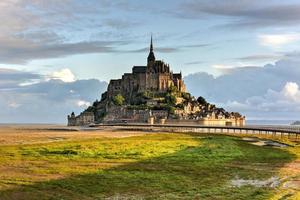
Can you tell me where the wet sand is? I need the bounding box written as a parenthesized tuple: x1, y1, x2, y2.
(0, 124, 148, 145)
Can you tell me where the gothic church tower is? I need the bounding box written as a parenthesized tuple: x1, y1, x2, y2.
(147, 35, 155, 66)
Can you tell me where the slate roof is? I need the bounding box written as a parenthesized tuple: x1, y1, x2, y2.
(132, 66, 147, 73)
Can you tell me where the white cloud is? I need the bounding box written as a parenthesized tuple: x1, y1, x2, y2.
(8, 102, 21, 108)
(281, 82, 300, 103)
(258, 33, 300, 48)
(212, 62, 257, 71)
(50, 68, 76, 82)
(0, 68, 107, 123)
(224, 82, 300, 115)
(76, 100, 91, 108)
(185, 58, 300, 119)
(18, 79, 41, 86)
(212, 64, 234, 69)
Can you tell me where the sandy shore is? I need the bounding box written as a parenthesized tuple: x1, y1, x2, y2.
(0, 124, 148, 145)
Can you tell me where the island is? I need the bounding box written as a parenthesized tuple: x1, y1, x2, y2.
(68, 37, 245, 126)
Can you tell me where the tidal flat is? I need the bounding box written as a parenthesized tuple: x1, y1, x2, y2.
(0, 125, 299, 199)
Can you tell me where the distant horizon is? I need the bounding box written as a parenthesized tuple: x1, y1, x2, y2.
(0, 119, 298, 126)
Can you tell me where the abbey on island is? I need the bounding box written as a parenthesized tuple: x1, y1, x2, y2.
(68, 37, 245, 126)
(107, 36, 186, 97)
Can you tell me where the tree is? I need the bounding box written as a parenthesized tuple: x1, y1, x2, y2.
(92, 99, 99, 107)
(165, 94, 177, 105)
(197, 96, 207, 105)
(168, 106, 175, 115)
(168, 85, 178, 94)
(113, 94, 125, 106)
(182, 92, 192, 101)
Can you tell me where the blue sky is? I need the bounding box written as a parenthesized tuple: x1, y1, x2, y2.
(1, 0, 300, 123)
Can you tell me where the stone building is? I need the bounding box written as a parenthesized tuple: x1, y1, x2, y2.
(107, 36, 186, 100)
(67, 112, 94, 126)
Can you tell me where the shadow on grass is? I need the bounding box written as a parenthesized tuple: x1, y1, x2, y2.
(0, 134, 296, 200)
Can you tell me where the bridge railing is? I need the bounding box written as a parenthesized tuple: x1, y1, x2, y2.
(93, 123, 300, 140)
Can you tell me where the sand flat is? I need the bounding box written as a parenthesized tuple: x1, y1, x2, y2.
(0, 125, 148, 145)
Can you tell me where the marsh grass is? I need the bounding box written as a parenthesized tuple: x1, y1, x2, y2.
(0, 133, 296, 199)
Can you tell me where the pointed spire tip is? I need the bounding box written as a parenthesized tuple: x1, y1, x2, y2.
(150, 34, 153, 52)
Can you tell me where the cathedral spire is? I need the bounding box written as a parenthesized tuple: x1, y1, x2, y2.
(150, 34, 153, 52)
(147, 35, 155, 64)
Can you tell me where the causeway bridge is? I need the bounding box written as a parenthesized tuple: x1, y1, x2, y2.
(92, 123, 300, 140)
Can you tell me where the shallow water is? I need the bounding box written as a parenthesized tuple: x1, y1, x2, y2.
(241, 137, 288, 147)
(231, 176, 281, 188)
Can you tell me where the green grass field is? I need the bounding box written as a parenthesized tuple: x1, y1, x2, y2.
(0, 132, 299, 199)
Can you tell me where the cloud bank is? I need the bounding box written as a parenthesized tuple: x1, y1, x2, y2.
(259, 33, 300, 48)
(185, 58, 300, 119)
(0, 68, 107, 123)
(0, 1, 139, 64)
(1, 57, 300, 122)
(178, 0, 300, 28)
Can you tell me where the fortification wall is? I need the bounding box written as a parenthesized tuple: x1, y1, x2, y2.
(67, 112, 95, 126)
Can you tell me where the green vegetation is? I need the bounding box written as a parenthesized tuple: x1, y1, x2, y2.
(96, 111, 107, 121)
(85, 106, 96, 113)
(197, 96, 207, 105)
(168, 85, 178, 94)
(165, 93, 177, 105)
(181, 92, 192, 101)
(113, 94, 125, 106)
(167, 105, 176, 115)
(127, 104, 149, 110)
(0, 133, 297, 199)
